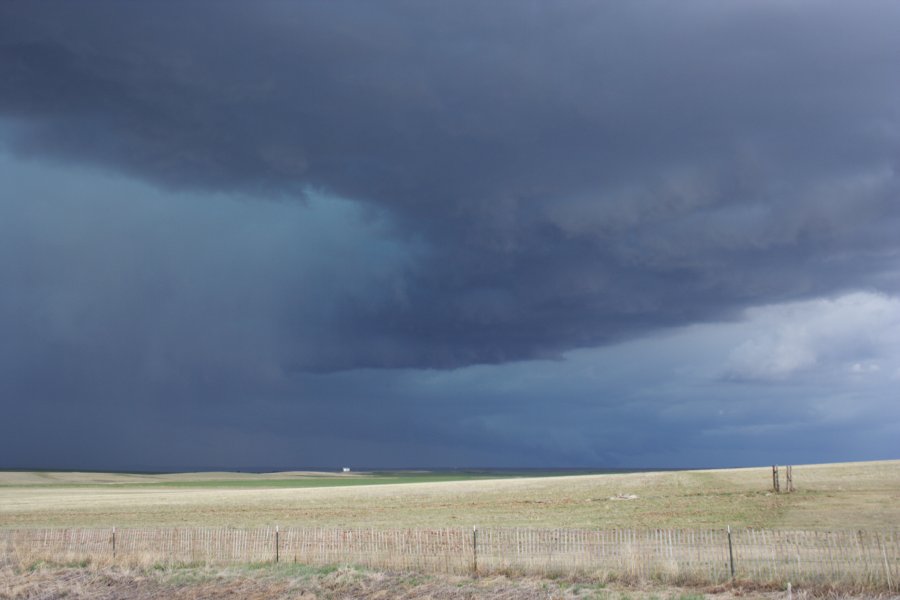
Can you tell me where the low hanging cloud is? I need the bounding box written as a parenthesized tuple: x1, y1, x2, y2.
(2, 1, 900, 372)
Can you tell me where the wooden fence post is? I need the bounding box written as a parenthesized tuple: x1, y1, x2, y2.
(472, 526, 478, 576)
(786, 466, 793, 493)
(9, 524, 898, 589)
(727, 526, 735, 580)
(879, 533, 893, 592)
(772, 466, 780, 493)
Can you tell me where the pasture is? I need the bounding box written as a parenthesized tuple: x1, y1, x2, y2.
(1, 460, 897, 530)
(3, 461, 899, 597)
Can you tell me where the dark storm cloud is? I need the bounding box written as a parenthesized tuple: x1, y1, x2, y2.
(2, 0, 900, 371)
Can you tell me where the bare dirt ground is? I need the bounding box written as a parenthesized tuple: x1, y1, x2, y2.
(2, 562, 893, 600)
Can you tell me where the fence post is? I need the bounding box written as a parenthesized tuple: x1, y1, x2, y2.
(472, 526, 478, 576)
(727, 526, 735, 580)
(786, 465, 793, 493)
(772, 466, 780, 493)
(879, 533, 893, 592)
(111, 526, 116, 560)
(275, 525, 280, 564)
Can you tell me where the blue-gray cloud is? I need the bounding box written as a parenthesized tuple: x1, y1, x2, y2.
(2, 1, 899, 469)
(3, 1, 899, 371)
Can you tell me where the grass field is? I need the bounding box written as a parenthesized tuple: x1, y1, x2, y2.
(0, 470, 501, 489)
(0, 460, 897, 530)
(0, 561, 809, 600)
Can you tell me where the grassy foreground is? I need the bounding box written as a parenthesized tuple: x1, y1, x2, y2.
(0, 460, 897, 530)
(0, 560, 877, 600)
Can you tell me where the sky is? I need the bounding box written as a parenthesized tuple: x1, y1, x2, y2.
(1, 1, 898, 470)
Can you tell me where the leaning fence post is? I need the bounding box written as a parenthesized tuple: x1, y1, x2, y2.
(727, 526, 735, 580)
(472, 526, 478, 576)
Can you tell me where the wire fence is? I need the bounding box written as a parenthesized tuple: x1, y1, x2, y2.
(2, 527, 897, 590)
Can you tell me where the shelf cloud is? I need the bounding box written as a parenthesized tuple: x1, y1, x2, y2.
(1, 1, 898, 468)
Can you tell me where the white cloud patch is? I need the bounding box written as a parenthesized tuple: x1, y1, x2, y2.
(726, 292, 900, 381)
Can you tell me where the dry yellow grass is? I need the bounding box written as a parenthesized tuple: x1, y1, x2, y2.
(4, 561, 861, 600)
(0, 470, 353, 486)
(1, 460, 897, 530)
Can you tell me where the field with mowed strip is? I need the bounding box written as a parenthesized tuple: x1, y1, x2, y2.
(1, 460, 897, 530)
